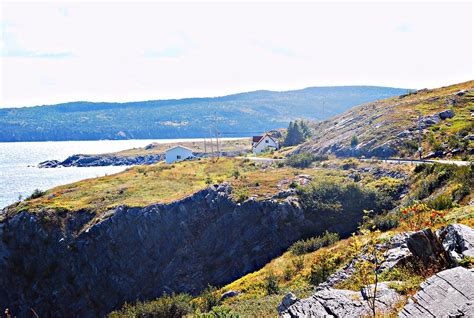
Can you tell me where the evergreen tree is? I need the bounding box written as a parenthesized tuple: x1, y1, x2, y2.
(299, 120, 312, 139)
(284, 121, 305, 146)
(351, 135, 359, 148)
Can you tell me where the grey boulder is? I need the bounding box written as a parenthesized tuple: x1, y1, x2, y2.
(406, 228, 453, 270)
(438, 109, 455, 120)
(437, 223, 474, 261)
(279, 283, 401, 317)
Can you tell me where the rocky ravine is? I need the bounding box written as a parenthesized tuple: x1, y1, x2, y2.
(0, 184, 363, 317)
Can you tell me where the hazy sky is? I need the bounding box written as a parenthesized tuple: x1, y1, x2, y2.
(1, 1, 472, 107)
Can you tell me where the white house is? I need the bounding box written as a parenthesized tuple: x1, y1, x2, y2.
(252, 134, 280, 154)
(165, 146, 194, 164)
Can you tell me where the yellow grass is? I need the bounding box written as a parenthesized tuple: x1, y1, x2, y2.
(16, 158, 347, 217)
(99, 138, 252, 157)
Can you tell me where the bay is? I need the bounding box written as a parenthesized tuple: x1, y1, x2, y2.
(0, 138, 239, 209)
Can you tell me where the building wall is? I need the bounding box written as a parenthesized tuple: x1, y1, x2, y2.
(165, 148, 193, 164)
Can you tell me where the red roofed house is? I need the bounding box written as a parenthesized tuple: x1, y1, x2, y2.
(252, 134, 280, 154)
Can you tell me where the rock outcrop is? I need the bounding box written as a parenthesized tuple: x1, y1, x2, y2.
(279, 283, 401, 317)
(279, 225, 474, 317)
(39, 153, 164, 168)
(398, 267, 474, 318)
(406, 228, 454, 270)
(0, 184, 364, 317)
(437, 223, 474, 262)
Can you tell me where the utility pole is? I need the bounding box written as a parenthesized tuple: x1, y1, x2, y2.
(214, 112, 220, 160)
(204, 137, 207, 154)
(417, 113, 422, 160)
(209, 128, 214, 158)
(216, 128, 221, 159)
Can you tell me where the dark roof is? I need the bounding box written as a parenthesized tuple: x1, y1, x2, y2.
(254, 134, 279, 148)
(252, 136, 263, 143)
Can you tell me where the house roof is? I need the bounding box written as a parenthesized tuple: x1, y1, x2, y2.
(252, 136, 263, 143)
(165, 145, 194, 153)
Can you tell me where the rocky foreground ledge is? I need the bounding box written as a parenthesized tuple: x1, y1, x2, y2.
(278, 224, 474, 317)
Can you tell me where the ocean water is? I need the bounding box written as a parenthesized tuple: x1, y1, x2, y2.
(0, 138, 237, 209)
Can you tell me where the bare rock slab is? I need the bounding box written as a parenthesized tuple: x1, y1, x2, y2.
(398, 267, 474, 318)
(279, 283, 401, 317)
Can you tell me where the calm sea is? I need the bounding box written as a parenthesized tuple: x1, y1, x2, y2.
(0, 138, 239, 209)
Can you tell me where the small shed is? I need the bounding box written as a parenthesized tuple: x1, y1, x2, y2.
(165, 146, 194, 164)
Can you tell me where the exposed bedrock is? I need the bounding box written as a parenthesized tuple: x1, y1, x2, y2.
(0, 184, 364, 317)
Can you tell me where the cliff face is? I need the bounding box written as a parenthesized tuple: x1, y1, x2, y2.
(0, 184, 363, 317)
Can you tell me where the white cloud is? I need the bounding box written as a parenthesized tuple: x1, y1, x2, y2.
(0, 1, 472, 107)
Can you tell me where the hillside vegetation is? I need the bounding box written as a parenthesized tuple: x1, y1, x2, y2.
(108, 161, 473, 317)
(298, 80, 474, 160)
(0, 86, 407, 141)
(8, 157, 410, 232)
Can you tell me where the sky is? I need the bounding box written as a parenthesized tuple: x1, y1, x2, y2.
(0, 1, 472, 108)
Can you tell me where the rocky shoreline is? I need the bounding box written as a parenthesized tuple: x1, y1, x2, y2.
(38, 151, 245, 168)
(38, 153, 164, 168)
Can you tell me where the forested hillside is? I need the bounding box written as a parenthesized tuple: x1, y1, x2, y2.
(0, 86, 407, 141)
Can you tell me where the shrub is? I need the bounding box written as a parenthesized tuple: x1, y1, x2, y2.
(297, 180, 383, 229)
(400, 202, 445, 231)
(363, 212, 400, 231)
(196, 285, 220, 313)
(205, 176, 213, 185)
(348, 229, 386, 317)
(196, 306, 239, 318)
(428, 194, 453, 210)
(108, 293, 192, 318)
(292, 256, 305, 272)
(232, 170, 240, 179)
(411, 164, 472, 202)
(308, 251, 338, 285)
(283, 266, 294, 281)
(381, 265, 429, 296)
(264, 272, 279, 295)
(458, 256, 474, 268)
(233, 187, 249, 203)
(289, 231, 339, 255)
(288, 181, 298, 189)
(286, 153, 327, 168)
(413, 163, 428, 174)
(351, 135, 359, 148)
(26, 189, 46, 200)
(403, 139, 419, 154)
(341, 159, 358, 170)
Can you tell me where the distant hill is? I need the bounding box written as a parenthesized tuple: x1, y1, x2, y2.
(0, 86, 408, 142)
(297, 80, 474, 159)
